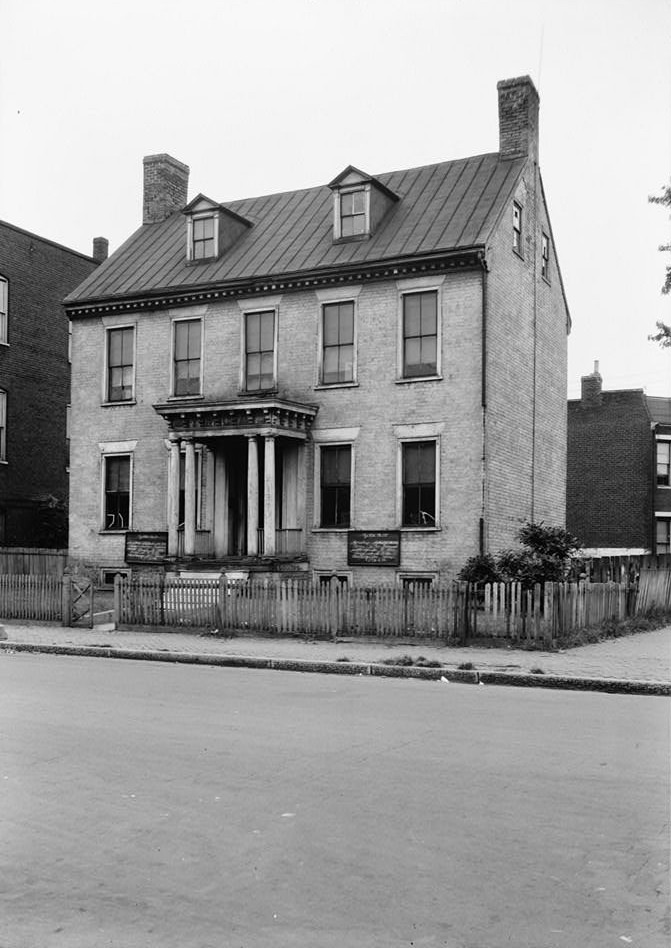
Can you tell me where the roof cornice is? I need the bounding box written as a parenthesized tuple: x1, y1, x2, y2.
(65, 247, 485, 318)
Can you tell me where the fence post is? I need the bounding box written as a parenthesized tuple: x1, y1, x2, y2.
(61, 575, 72, 627)
(113, 573, 122, 626)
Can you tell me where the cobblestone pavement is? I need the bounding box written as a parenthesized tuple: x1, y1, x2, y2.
(1, 619, 670, 683)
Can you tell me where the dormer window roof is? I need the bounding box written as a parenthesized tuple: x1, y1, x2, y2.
(328, 165, 398, 243)
(183, 194, 252, 263)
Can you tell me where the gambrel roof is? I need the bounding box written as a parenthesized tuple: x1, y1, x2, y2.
(66, 152, 526, 311)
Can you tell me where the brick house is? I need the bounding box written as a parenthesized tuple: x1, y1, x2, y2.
(65, 75, 570, 586)
(567, 363, 671, 555)
(0, 221, 105, 546)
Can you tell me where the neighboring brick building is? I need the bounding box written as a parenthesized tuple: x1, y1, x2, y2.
(567, 364, 671, 554)
(65, 76, 570, 586)
(0, 221, 104, 546)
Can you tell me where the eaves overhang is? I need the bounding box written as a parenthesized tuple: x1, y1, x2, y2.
(65, 247, 486, 318)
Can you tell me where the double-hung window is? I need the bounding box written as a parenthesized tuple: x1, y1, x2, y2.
(541, 232, 550, 280)
(103, 455, 131, 530)
(106, 326, 135, 402)
(513, 202, 523, 255)
(402, 440, 436, 527)
(656, 441, 670, 486)
(402, 291, 438, 378)
(173, 319, 202, 396)
(0, 390, 6, 461)
(321, 301, 355, 384)
(0, 277, 7, 344)
(320, 445, 351, 527)
(191, 215, 216, 260)
(656, 518, 671, 554)
(245, 310, 275, 392)
(339, 189, 367, 237)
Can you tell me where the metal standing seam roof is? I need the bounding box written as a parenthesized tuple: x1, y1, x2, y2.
(66, 152, 526, 305)
(646, 396, 671, 426)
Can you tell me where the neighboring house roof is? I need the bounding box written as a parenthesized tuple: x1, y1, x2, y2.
(646, 395, 671, 427)
(0, 218, 97, 264)
(66, 152, 525, 306)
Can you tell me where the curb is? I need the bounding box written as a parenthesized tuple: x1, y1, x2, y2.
(1, 640, 669, 696)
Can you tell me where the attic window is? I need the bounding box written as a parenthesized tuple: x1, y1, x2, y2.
(188, 213, 218, 261)
(340, 189, 367, 237)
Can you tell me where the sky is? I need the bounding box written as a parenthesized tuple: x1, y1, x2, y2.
(1, 0, 669, 397)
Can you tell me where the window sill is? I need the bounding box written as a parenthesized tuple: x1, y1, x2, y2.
(395, 375, 442, 385)
(311, 527, 351, 533)
(99, 529, 129, 535)
(102, 399, 136, 407)
(0, 459, 7, 465)
(167, 393, 204, 402)
(314, 381, 359, 391)
(239, 387, 279, 397)
(542, 275, 551, 286)
(513, 248, 525, 261)
(333, 233, 370, 244)
(0, 341, 9, 348)
(400, 526, 441, 532)
(186, 256, 219, 265)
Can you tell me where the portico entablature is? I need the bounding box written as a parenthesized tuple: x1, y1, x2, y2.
(153, 396, 319, 440)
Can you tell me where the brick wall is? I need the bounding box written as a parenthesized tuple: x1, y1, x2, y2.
(567, 390, 652, 549)
(0, 222, 98, 545)
(69, 271, 485, 580)
(484, 169, 568, 552)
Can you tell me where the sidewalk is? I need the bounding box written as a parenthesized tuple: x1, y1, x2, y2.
(1, 618, 669, 694)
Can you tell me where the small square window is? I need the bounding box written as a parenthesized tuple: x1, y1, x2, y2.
(100, 568, 130, 588)
(541, 232, 550, 280)
(513, 202, 523, 255)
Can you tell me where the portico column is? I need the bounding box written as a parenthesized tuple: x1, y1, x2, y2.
(167, 436, 181, 556)
(184, 437, 197, 556)
(247, 436, 259, 556)
(264, 435, 276, 556)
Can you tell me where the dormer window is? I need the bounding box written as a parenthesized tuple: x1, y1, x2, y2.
(192, 215, 217, 260)
(329, 165, 398, 243)
(340, 189, 367, 237)
(183, 193, 251, 263)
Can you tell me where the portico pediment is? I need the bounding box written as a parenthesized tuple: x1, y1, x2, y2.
(153, 396, 318, 440)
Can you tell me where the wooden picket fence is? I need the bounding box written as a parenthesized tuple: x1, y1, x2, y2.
(115, 576, 467, 641)
(0, 574, 63, 621)
(114, 575, 662, 643)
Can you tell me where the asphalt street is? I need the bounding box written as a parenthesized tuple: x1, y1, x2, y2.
(1, 653, 668, 948)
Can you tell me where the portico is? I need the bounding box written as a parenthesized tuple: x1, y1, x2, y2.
(154, 397, 318, 561)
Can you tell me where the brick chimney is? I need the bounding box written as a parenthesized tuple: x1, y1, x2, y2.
(581, 361, 603, 408)
(92, 237, 108, 262)
(142, 154, 189, 225)
(497, 76, 539, 165)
